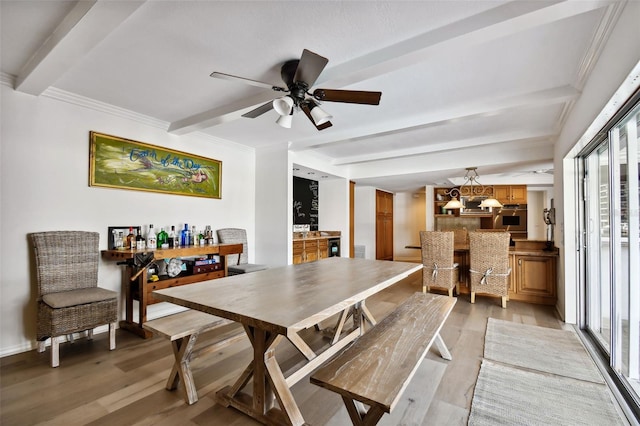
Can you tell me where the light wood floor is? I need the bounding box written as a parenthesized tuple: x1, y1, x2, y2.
(1, 272, 564, 425)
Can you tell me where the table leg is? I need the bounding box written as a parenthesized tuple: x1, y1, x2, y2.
(217, 326, 305, 424)
(166, 333, 199, 405)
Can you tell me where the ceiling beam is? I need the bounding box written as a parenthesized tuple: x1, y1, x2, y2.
(168, 0, 611, 135)
(348, 138, 553, 181)
(290, 85, 580, 152)
(331, 130, 556, 165)
(319, 0, 615, 88)
(15, 0, 145, 95)
(167, 92, 276, 135)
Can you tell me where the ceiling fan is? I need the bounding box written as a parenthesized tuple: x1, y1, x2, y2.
(210, 49, 382, 130)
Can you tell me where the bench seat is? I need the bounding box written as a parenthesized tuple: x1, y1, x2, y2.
(143, 309, 245, 405)
(310, 292, 456, 425)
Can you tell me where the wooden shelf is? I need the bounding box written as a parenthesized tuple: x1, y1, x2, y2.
(102, 243, 243, 338)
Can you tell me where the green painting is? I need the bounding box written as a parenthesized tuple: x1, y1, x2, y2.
(89, 131, 221, 199)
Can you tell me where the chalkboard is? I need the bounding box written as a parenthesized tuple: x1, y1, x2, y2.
(293, 176, 318, 230)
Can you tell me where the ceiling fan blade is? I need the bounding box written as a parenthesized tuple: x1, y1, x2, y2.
(293, 49, 328, 87)
(242, 101, 274, 118)
(210, 72, 286, 91)
(313, 89, 382, 105)
(300, 103, 332, 131)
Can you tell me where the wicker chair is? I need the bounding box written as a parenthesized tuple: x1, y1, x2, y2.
(216, 228, 268, 275)
(469, 231, 511, 308)
(31, 231, 117, 367)
(419, 231, 459, 297)
(452, 228, 468, 245)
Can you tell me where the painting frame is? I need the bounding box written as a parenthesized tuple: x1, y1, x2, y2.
(89, 131, 222, 199)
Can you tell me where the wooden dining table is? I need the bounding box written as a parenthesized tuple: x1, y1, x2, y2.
(152, 257, 422, 425)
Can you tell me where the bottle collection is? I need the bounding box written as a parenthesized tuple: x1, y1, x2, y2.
(112, 224, 215, 250)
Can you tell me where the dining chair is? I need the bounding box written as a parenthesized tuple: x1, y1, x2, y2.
(419, 231, 459, 297)
(31, 231, 117, 367)
(216, 228, 268, 275)
(452, 228, 468, 245)
(469, 231, 511, 308)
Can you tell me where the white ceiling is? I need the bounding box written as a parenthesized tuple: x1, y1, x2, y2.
(1, 0, 627, 192)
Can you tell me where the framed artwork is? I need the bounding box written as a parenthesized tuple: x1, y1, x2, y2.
(89, 131, 221, 199)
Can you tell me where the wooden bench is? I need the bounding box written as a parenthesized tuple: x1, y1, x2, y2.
(310, 292, 457, 425)
(143, 309, 246, 405)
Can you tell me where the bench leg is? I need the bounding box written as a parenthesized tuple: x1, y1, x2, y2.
(434, 333, 452, 361)
(342, 396, 385, 426)
(167, 333, 199, 405)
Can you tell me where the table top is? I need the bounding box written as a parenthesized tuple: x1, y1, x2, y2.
(152, 257, 422, 336)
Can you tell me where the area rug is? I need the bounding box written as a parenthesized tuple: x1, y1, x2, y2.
(484, 318, 603, 383)
(468, 359, 625, 425)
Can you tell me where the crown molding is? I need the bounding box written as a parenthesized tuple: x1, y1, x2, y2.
(0, 72, 15, 87)
(2, 71, 253, 151)
(41, 86, 169, 130)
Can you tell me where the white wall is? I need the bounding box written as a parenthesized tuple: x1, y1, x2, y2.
(319, 178, 350, 254)
(0, 83, 256, 356)
(527, 189, 553, 241)
(354, 186, 376, 260)
(254, 144, 289, 267)
(553, 1, 640, 323)
(394, 192, 426, 262)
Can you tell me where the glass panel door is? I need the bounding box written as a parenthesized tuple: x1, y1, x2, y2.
(584, 143, 611, 350)
(611, 105, 639, 396)
(582, 100, 640, 408)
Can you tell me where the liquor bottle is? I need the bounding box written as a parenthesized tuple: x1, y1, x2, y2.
(190, 226, 197, 246)
(198, 229, 205, 246)
(157, 227, 168, 249)
(130, 228, 138, 250)
(136, 229, 145, 250)
(180, 224, 189, 247)
(168, 225, 176, 248)
(147, 224, 157, 249)
(205, 225, 213, 245)
(126, 227, 135, 249)
(116, 231, 124, 249)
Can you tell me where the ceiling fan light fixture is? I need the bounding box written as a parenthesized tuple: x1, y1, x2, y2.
(308, 102, 332, 125)
(276, 111, 293, 128)
(273, 96, 294, 116)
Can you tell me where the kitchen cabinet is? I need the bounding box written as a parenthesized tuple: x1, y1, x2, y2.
(376, 190, 394, 260)
(511, 254, 556, 305)
(494, 185, 527, 204)
(292, 234, 337, 264)
(318, 238, 329, 259)
(455, 240, 557, 305)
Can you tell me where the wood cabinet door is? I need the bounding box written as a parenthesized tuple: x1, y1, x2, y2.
(376, 190, 394, 260)
(318, 239, 329, 259)
(510, 185, 527, 204)
(515, 256, 556, 302)
(304, 240, 318, 263)
(494, 185, 511, 204)
(293, 241, 304, 264)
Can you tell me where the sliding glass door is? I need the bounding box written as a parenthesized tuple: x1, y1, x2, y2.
(581, 98, 640, 410)
(584, 143, 611, 349)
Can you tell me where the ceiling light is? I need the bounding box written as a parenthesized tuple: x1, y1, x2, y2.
(276, 112, 293, 128)
(273, 96, 294, 116)
(444, 167, 502, 209)
(479, 198, 503, 208)
(308, 101, 332, 125)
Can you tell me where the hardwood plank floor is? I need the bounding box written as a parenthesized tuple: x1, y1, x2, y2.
(1, 271, 564, 425)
